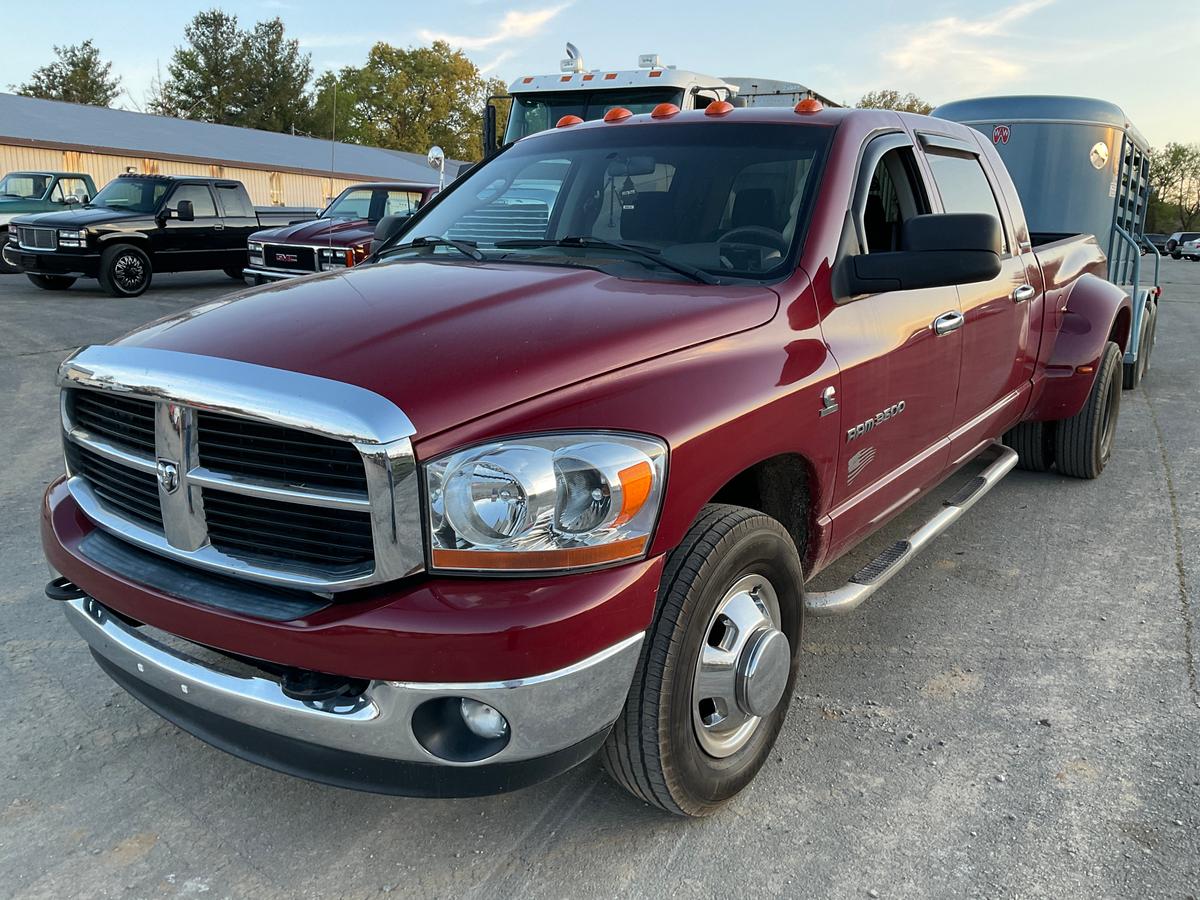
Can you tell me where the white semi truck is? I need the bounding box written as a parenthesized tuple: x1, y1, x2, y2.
(483, 45, 840, 155)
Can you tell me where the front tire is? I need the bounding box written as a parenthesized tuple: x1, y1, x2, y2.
(602, 504, 804, 817)
(1055, 341, 1121, 479)
(26, 273, 76, 291)
(98, 244, 152, 297)
(224, 266, 247, 281)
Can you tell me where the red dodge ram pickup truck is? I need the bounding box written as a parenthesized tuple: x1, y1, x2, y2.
(42, 102, 1130, 817)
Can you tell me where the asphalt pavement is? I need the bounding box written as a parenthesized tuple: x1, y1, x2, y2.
(1, 263, 1197, 899)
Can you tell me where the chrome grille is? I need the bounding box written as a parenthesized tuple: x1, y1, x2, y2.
(263, 244, 317, 272)
(17, 226, 56, 250)
(58, 346, 422, 592)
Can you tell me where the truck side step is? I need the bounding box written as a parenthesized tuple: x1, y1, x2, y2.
(804, 442, 1018, 617)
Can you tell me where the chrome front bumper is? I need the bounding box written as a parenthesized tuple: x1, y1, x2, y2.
(63, 596, 642, 791)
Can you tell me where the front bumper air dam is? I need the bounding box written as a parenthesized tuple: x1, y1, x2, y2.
(62, 595, 643, 797)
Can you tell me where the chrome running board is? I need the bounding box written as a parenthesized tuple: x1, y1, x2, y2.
(804, 442, 1019, 617)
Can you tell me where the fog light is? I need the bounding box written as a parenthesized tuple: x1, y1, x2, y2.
(460, 698, 509, 739)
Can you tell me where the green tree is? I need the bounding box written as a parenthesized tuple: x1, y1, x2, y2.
(856, 89, 934, 115)
(1150, 142, 1200, 230)
(306, 41, 493, 160)
(150, 9, 311, 133)
(239, 18, 313, 132)
(149, 9, 244, 123)
(16, 40, 121, 107)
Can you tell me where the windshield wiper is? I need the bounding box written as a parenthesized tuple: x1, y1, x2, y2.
(495, 236, 718, 285)
(380, 235, 485, 261)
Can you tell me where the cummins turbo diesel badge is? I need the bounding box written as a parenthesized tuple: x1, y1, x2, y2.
(847, 401, 906, 442)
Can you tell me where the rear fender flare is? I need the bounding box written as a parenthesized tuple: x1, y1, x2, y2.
(1027, 272, 1131, 422)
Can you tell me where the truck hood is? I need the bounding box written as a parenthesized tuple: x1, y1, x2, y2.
(119, 259, 779, 439)
(252, 217, 374, 247)
(12, 206, 139, 228)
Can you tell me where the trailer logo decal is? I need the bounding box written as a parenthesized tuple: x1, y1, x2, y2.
(847, 446, 875, 484)
(847, 401, 905, 443)
(992, 125, 1010, 145)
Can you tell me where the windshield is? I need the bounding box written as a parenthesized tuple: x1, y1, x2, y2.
(89, 178, 171, 213)
(323, 187, 425, 222)
(0, 173, 50, 199)
(381, 122, 831, 283)
(505, 89, 686, 141)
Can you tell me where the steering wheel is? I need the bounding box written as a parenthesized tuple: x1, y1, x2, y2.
(715, 226, 789, 253)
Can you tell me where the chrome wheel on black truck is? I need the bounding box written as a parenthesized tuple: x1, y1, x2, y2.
(98, 244, 152, 297)
(602, 504, 803, 817)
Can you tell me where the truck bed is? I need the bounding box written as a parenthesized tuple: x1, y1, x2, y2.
(1032, 232, 1108, 293)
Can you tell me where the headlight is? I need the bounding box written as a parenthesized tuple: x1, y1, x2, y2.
(57, 229, 86, 248)
(248, 241, 263, 261)
(425, 432, 667, 572)
(319, 247, 351, 270)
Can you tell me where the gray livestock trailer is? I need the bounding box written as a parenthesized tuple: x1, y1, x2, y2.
(933, 95, 1161, 388)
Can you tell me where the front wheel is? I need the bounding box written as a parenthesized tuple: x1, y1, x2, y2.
(98, 244, 152, 297)
(1055, 341, 1122, 479)
(602, 504, 804, 817)
(224, 266, 247, 281)
(26, 273, 76, 291)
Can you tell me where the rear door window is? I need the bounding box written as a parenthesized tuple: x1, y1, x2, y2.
(925, 152, 1009, 252)
(215, 184, 255, 218)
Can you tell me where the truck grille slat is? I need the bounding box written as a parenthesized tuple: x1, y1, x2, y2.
(204, 492, 373, 568)
(67, 443, 163, 529)
(17, 226, 57, 250)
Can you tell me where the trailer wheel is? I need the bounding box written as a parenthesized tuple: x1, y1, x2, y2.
(1122, 300, 1155, 389)
(1142, 302, 1158, 373)
(601, 504, 803, 817)
(1055, 341, 1121, 479)
(1003, 421, 1055, 472)
(98, 244, 152, 297)
(26, 273, 76, 291)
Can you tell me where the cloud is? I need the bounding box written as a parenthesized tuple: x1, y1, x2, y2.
(418, 4, 568, 51)
(880, 0, 1055, 95)
(480, 50, 518, 75)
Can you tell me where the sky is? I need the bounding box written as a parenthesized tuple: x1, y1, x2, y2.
(2, 0, 1197, 145)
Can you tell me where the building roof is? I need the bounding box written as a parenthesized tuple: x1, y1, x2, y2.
(0, 93, 445, 183)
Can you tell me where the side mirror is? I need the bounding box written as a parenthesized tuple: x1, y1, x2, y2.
(175, 200, 195, 222)
(838, 213, 1002, 296)
(64, 195, 81, 206)
(372, 213, 412, 253)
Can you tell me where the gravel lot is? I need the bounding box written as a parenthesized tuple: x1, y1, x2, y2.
(1, 263, 1197, 899)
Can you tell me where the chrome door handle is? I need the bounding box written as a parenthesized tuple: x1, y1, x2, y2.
(1012, 284, 1036, 303)
(932, 310, 965, 335)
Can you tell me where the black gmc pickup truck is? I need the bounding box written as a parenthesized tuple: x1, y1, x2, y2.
(2, 174, 315, 296)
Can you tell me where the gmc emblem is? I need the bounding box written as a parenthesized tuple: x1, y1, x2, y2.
(276, 252, 298, 263)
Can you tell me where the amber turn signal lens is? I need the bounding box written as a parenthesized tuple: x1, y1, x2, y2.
(650, 102, 680, 119)
(704, 100, 735, 117)
(432, 537, 649, 572)
(556, 115, 584, 128)
(603, 107, 634, 122)
(615, 461, 653, 526)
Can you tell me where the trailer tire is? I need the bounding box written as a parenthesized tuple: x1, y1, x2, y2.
(1142, 302, 1158, 373)
(1122, 300, 1155, 389)
(1003, 421, 1055, 472)
(601, 504, 803, 817)
(26, 273, 76, 291)
(1054, 341, 1121, 479)
(98, 244, 152, 297)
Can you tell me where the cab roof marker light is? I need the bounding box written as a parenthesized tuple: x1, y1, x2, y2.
(705, 100, 735, 117)
(521, 77, 534, 84)
(556, 115, 584, 128)
(560, 75, 572, 82)
(604, 73, 618, 80)
(603, 107, 633, 122)
(648, 70, 663, 78)
(795, 98, 824, 114)
(582, 73, 595, 81)
(650, 103, 680, 119)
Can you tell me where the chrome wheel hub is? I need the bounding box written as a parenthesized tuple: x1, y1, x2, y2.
(691, 574, 789, 758)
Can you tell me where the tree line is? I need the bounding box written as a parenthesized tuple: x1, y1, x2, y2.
(11, 8, 502, 160)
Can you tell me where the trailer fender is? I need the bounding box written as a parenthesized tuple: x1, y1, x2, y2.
(1027, 272, 1131, 422)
